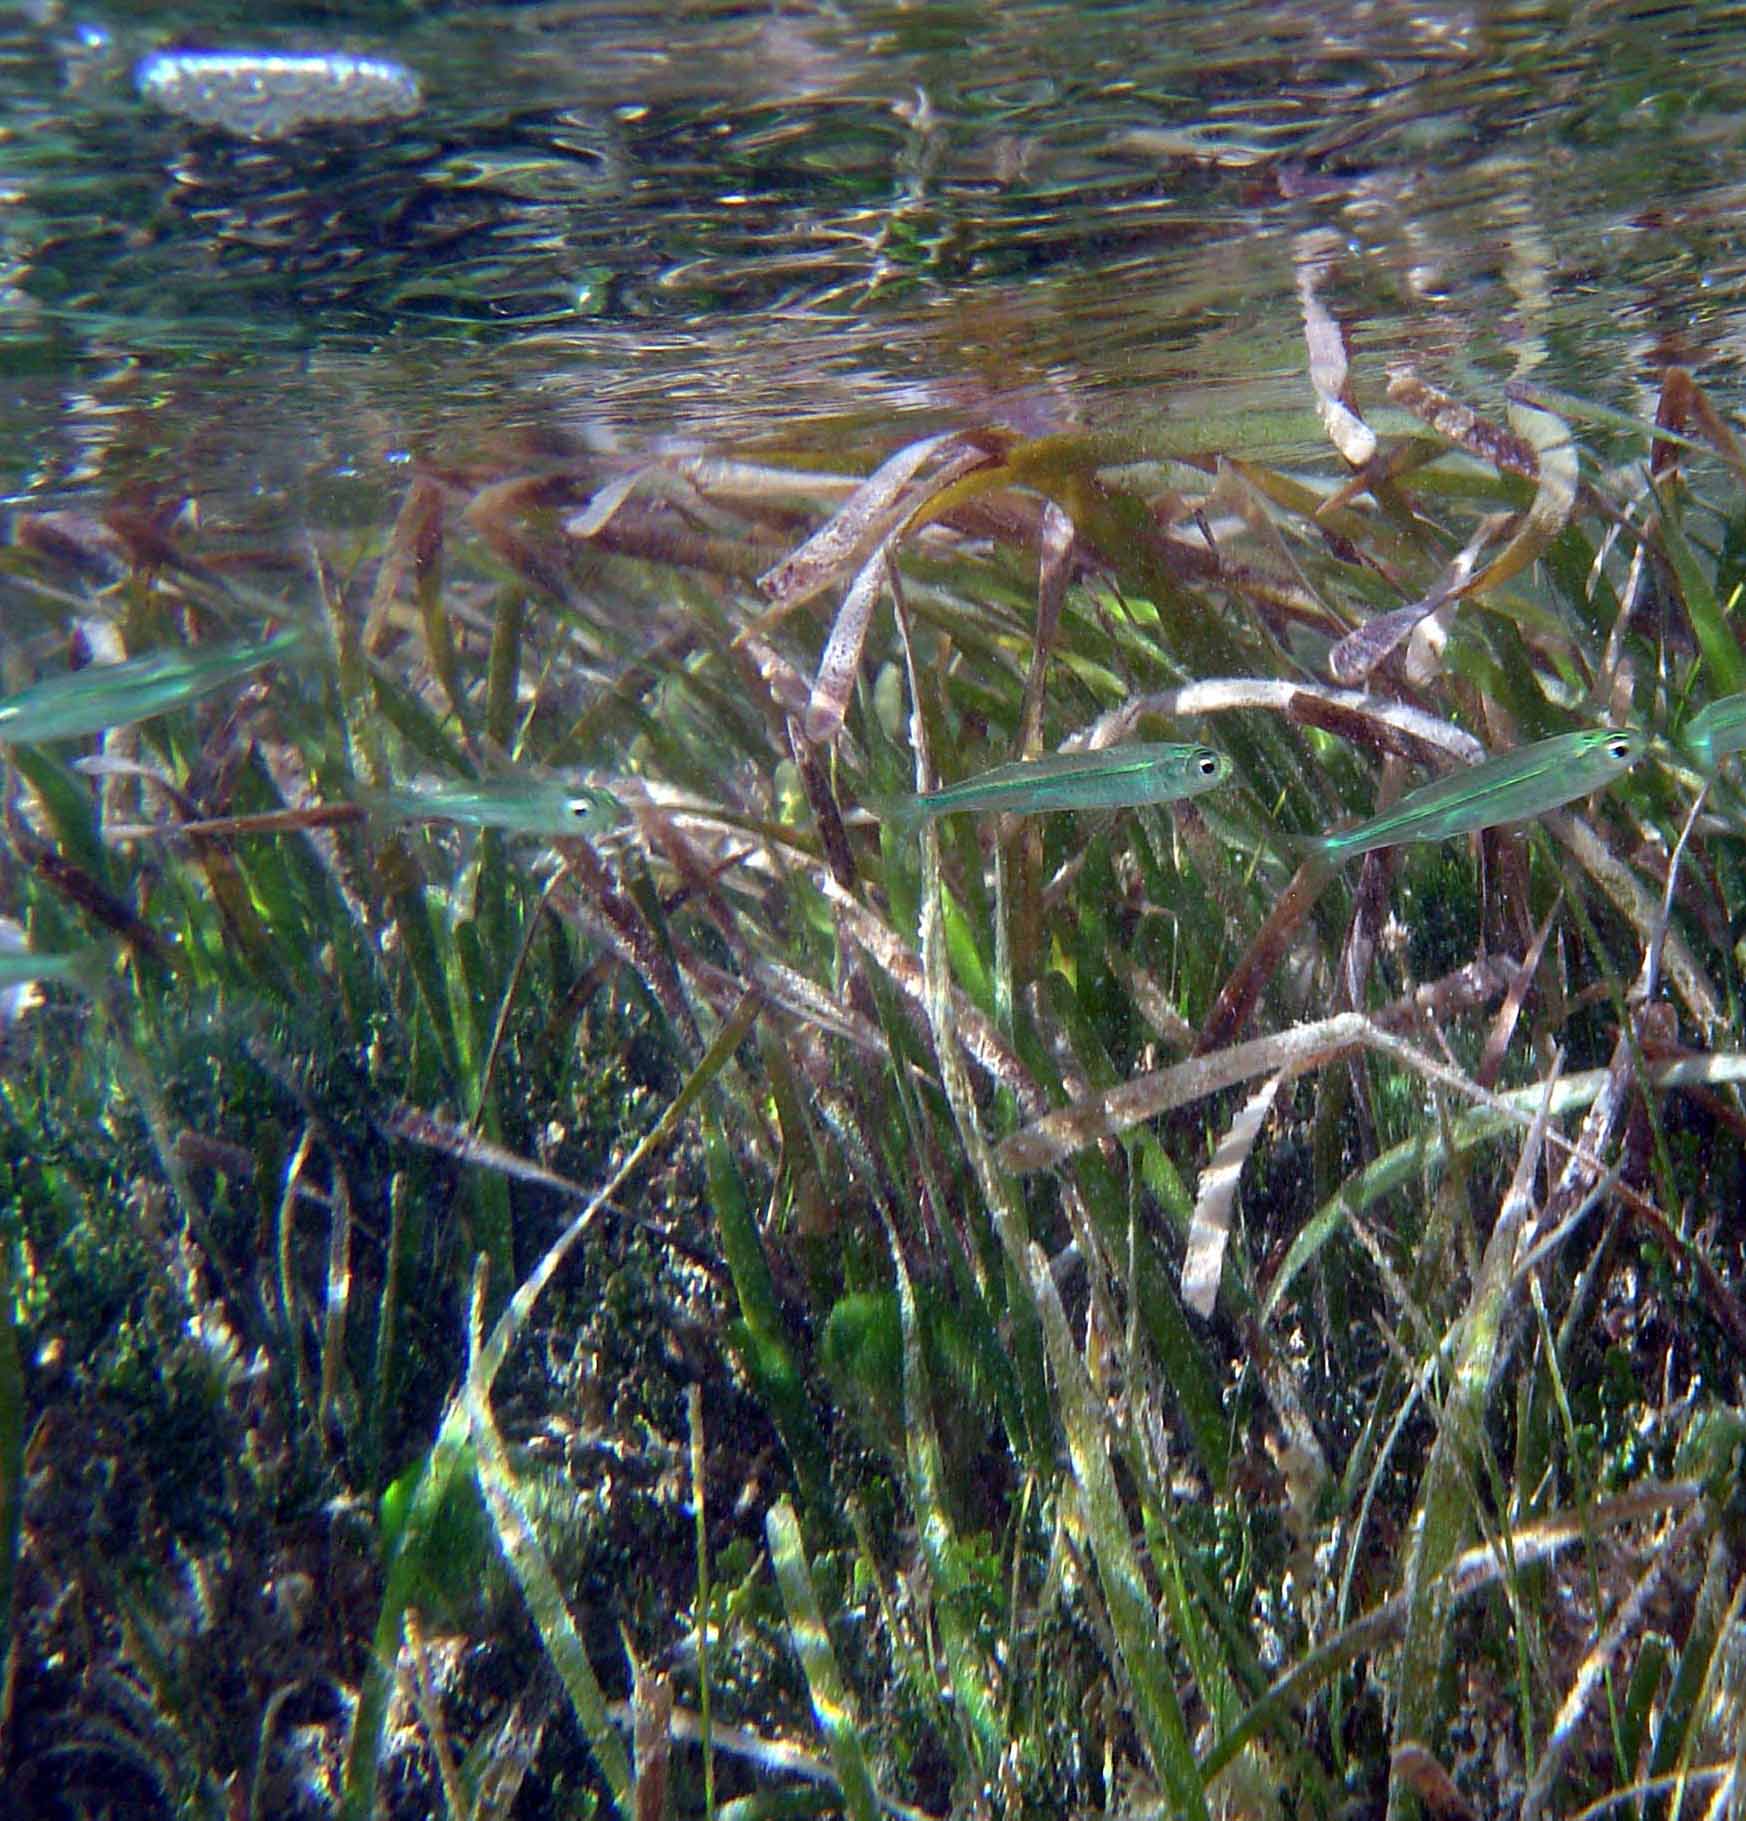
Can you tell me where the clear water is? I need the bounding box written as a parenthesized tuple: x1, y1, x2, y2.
(4, 1, 1746, 520)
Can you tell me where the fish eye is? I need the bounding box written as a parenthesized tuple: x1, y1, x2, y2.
(1606, 734, 1635, 761)
(1197, 752, 1221, 776)
(568, 798, 594, 819)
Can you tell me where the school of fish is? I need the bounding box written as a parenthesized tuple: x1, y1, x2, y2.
(9, 616, 1746, 982)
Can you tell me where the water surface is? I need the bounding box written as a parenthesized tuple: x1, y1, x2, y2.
(4, 0, 1745, 521)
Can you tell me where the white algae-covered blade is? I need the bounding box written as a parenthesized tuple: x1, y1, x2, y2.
(136, 50, 421, 139)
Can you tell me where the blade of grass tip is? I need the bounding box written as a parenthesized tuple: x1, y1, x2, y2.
(7, 742, 113, 887)
(464, 1264, 634, 1817)
(316, 1149, 356, 1449)
(275, 1127, 318, 1429)
(878, 1200, 1005, 1771)
(0, 1238, 22, 1711)
(993, 499, 1073, 1029)
(688, 1384, 716, 1821)
(414, 542, 469, 737)
(1029, 1243, 1210, 1821)
(1326, 516, 1506, 686)
(188, 817, 303, 1002)
(1264, 1048, 1746, 1323)
(1645, 1537, 1746, 1803)
(321, 554, 467, 1086)
(764, 1499, 882, 1821)
(1391, 1059, 1560, 1805)
(1467, 395, 1577, 596)
(1182, 1070, 1282, 1319)
(1680, 369, 1746, 493)
(484, 588, 526, 751)
(344, 994, 759, 1821)
(1474, 899, 1561, 1093)
(802, 549, 888, 745)
(1542, 810, 1720, 1029)
(748, 431, 978, 629)
(701, 1111, 832, 1516)
(1296, 231, 1376, 468)
(402, 1609, 469, 1821)
(469, 872, 566, 1134)
(363, 472, 445, 654)
(340, 1398, 478, 1821)
(627, 1641, 674, 1821)
(887, 568, 1059, 1480)
(6, 811, 169, 972)
(1385, 365, 1541, 482)
(1613, 1630, 1668, 1790)
(1518, 1502, 1706, 1821)
(1652, 476, 1746, 700)
(364, 1169, 415, 1491)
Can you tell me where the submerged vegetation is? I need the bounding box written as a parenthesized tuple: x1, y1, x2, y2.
(5, 347, 1746, 1821)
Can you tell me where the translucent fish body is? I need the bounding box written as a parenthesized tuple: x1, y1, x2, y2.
(0, 947, 103, 990)
(1679, 694, 1746, 772)
(885, 741, 1231, 829)
(380, 777, 623, 838)
(1311, 727, 1645, 862)
(0, 629, 301, 744)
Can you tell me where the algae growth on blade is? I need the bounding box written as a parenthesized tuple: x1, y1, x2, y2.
(0, 628, 302, 744)
(378, 776, 624, 838)
(882, 740, 1230, 830)
(1312, 726, 1645, 861)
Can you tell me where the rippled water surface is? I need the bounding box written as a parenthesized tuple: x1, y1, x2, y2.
(6, 0, 1746, 514)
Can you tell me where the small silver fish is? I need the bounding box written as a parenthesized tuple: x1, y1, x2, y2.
(1311, 727, 1645, 862)
(377, 776, 624, 838)
(883, 741, 1230, 830)
(0, 629, 302, 744)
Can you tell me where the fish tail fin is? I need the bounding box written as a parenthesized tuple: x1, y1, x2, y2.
(351, 785, 411, 829)
(17, 941, 119, 1005)
(1280, 828, 1342, 868)
(869, 791, 927, 837)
